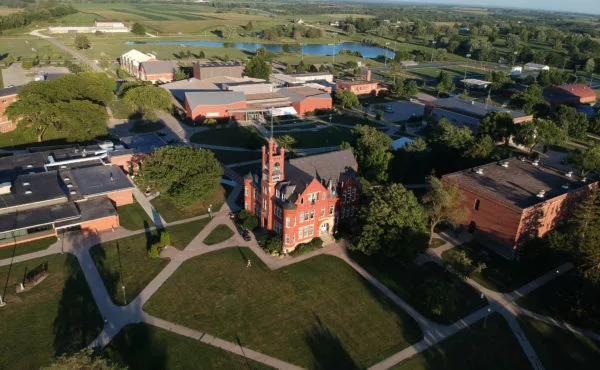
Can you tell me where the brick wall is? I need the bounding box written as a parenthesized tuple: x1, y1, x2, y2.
(187, 100, 247, 120)
(142, 72, 175, 82)
(107, 189, 134, 206)
(80, 215, 120, 234)
(293, 97, 332, 116)
(0, 93, 18, 133)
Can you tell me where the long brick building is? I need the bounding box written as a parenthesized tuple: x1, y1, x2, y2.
(244, 139, 359, 252)
(443, 158, 597, 258)
(0, 86, 19, 133)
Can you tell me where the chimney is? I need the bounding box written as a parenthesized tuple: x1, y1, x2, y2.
(366, 70, 372, 82)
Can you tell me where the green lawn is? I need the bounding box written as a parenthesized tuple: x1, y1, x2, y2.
(0, 124, 73, 150)
(392, 314, 530, 370)
(442, 242, 568, 293)
(190, 126, 265, 149)
(151, 185, 228, 222)
(208, 148, 262, 164)
(517, 271, 600, 332)
(144, 247, 423, 369)
(203, 224, 235, 245)
(90, 232, 169, 306)
(352, 255, 486, 324)
(117, 202, 155, 231)
(0, 37, 71, 61)
(518, 316, 600, 370)
(0, 237, 57, 260)
(288, 126, 355, 148)
(104, 323, 272, 370)
(163, 218, 211, 250)
(0, 254, 103, 369)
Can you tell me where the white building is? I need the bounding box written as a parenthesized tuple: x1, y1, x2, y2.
(524, 63, 550, 72)
(48, 20, 129, 34)
(120, 49, 156, 78)
(270, 72, 334, 87)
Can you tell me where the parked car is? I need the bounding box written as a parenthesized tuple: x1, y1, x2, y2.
(385, 106, 393, 113)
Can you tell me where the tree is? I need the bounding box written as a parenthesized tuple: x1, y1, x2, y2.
(237, 209, 259, 231)
(436, 70, 454, 95)
(333, 90, 359, 108)
(293, 29, 302, 40)
(275, 135, 296, 150)
(404, 137, 428, 152)
(431, 118, 474, 151)
(282, 44, 291, 53)
(444, 250, 486, 278)
(174, 67, 189, 81)
(43, 348, 122, 370)
(74, 34, 90, 50)
(464, 135, 495, 159)
(404, 80, 419, 96)
(352, 125, 393, 182)
(137, 146, 223, 206)
(478, 112, 515, 146)
(568, 146, 600, 177)
(245, 21, 254, 31)
(244, 55, 271, 79)
(131, 22, 146, 36)
(509, 84, 550, 116)
(5, 74, 111, 142)
(350, 183, 428, 260)
(296, 60, 307, 73)
(555, 105, 589, 139)
(585, 58, 596, 74)
(514, 118, 564, 152)
(422, 176, 467, 245)
(123, 85, 173, 119)
(420, 279, 457, 316)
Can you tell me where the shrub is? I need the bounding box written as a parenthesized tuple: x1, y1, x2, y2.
(159, 231, 171, 247)
(290, 237, 323, 256)
(259, 231, 282, 254)
(443, 250, 486, 278)
(148, 243, 160, 258)
(237, 209, 259, 231)
(204, 118, 218, 126)
(376, 111, 384, 120)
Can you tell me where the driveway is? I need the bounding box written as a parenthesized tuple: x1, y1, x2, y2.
(1, 63, 27, 87)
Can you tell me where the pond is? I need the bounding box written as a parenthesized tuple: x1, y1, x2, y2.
(126, 40, 395, 59)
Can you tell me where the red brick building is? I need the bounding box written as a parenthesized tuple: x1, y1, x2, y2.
(184, 91, 247, 120)
(139, 60, 178, 83)
(279, 87, 333, 115)
(443, 158, 597, 258)
(0, 86, 19, 133)
(335, 71, 387, 96)
(545, 84, 598, 107)
(244, 139, 359, 252)
(193, 61, 244, 80)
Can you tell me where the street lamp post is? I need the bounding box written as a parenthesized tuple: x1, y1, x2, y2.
(465, 53, 471, 81)
(384, 42, 390, 67)
(483, 307, 492, 328)
(332, 37, 337, 66)
(122, 284, 127, 305)
(430, 40, 437, 63)
(0, 294, 5, 307)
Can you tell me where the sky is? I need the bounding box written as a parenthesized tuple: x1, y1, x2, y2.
(394, 0, 600, 15)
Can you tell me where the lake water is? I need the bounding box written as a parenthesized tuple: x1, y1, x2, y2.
(126, 40, 395, 59)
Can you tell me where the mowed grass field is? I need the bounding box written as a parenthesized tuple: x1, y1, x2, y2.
(144, 247, 423, 369)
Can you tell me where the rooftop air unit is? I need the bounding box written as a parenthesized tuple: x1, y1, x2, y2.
(532, 159, 540, 166)
(474, 168, 484, 175)
(536, 190, 546, 198)
(566, 171, 573, 178)
(24, 190, 33, 195)
(561, 183, 569, 190)
(500, 161, 509, 168)
(0, 182, 12, 195)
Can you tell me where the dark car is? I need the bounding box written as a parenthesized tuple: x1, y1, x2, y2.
(242, 229, 252, 241)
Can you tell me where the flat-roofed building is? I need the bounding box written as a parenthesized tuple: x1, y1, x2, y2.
(279, 86, 332, 116)
(270, 72, 334, 87)
(120, 49, 156, 78)
(0, 86, 19, 133)
(443, 158, 597, 258)
(139, 60, 178, 83)
(192, 61, 244, 80)
(184, 91, 247, 120)
(0, 146, 135, 249)
(544, 84, 598, 107)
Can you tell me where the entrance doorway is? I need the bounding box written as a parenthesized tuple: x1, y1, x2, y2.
(320, 222, 329, 234)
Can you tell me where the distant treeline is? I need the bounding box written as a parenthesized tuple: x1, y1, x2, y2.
(0, 4, 78, 32)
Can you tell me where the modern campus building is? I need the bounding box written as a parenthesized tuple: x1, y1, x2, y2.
(0, 146, 135, 248)
(0, 86, 19, 133)
(48, 20, 129, 33)
(120, 50, 157, 79)
(243, 139, 360, 252)
(192, 61, 244, 80)
(424, 96, 533, 132)
(270, 72, 334, 87)
(138, 60, 179, 83)
(443, 158, 597, 258)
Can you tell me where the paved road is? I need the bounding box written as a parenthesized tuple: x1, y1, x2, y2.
(30, 29, 104, 73)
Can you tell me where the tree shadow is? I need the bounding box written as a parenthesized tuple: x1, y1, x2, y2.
(103, 323, 167, 370)
(88, 242, 120, 307)
(52, 255, 104, 356)
(304, 313, 358, 370)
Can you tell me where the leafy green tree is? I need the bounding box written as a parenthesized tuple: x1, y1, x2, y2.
(74, 34, 90, 50)
(333, 90, 359, 108)
(118, 81, 150, 98)
(244, 55, 271, 79)
(436, 70, 454, 95)
(352, 125, 393, 182)
(123, 85, 173, 119)
(275, 135, 296, 150)
(584, 58, 596, 74)
(514, 118, 564, 152)
(159, 231, 171, 247)
(420, 279, 457, 316)
(464, 135, 495, 159)
(509, 84, 550, 116)
(404, 137, 428, 152)
(350, 183, 428, 260)
(174, 68, 189, 81)
(589, 115, 600, 135)
(568, 146, 600, 177)
(237, 209, 259, 231)
(282, 44, 291, 53)
(5, 74, 111, 142)
(555, 105, 589, 139)
(478, 112, 515, 146)
(137, 147, 223, 206)
(431, 118, 474, 151)
(245, 21, 254, 31)
(404, 80, 419, 96)
(444, 250, 486, 278)
(43, 348, 122, 370)
(422, 176, 467, 245)
(131, 22, 146, 36)
(296, 60, 307, 73)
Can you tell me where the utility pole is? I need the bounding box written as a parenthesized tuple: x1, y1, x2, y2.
(430, 40, 437, 63)
(332, 37, 336, 66)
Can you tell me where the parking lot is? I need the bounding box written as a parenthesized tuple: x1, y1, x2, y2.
(382, 100, 425, 122)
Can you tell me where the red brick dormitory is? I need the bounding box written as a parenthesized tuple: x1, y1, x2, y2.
(443, 158, 597, 258)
